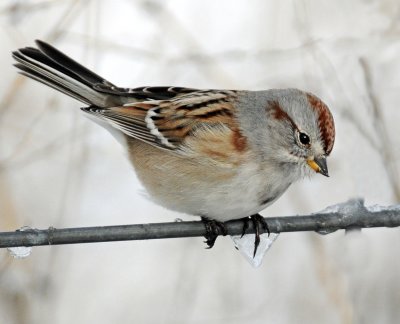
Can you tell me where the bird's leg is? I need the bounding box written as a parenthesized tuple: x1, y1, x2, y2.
(240, 214, 270, 257)
(201, 217, 228, 249)
(240, 217, 251, 238)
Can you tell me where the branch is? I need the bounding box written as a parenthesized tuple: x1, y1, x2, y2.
(1, 199, 399, 248)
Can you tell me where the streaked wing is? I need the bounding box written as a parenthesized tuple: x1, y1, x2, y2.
(82, 90, 240, 154)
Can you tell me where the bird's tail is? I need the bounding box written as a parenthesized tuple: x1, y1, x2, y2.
(12, 40, 126, 107)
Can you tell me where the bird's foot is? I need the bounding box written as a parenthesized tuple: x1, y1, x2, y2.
(201, 217, 228, 249)
(240, 214, 270, 258)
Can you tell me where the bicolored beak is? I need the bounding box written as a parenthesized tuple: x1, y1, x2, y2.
(307, 156, 329, 177)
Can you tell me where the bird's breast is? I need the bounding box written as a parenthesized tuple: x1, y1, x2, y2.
(127, 139, 294, 222)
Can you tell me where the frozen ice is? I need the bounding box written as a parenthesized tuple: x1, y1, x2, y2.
(315, 228, 337, 235)
(7, 226, 33, 259)
(317, 198, 364, 215)
(231, 233, 279, 268)
(7, 246, 32, 259)
(317, 199, 400, 215)
(315, 199, 365, 235)
(366, 204, 400, 212)
(317, 203, 342, 214)
(314, 199, 400, 235)
(366, 204, 384, 212)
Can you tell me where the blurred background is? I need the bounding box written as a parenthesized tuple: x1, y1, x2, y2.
(1, 0, 400, 323)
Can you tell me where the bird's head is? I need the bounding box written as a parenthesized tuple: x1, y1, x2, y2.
(264, 89, 335, 178)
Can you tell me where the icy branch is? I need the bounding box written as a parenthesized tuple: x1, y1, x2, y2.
(0, 199, 399, 249)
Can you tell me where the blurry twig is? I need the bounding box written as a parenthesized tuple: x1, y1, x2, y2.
(65, 32, 160, 60)
(0, 199, 399, 248)
(0, 0, 85, 117)
(359, 58, 400, 201)
(137, 1, 238, 88)
(0, 122, 89, 170)
(0, 75, 26, 116)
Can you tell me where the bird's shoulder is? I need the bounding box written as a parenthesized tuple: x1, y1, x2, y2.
(83, 89, 250, 166)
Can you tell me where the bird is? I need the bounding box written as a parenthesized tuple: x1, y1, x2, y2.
(12, 40, 335, 257)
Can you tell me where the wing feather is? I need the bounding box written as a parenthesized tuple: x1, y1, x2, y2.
(81, 90, 240, 154)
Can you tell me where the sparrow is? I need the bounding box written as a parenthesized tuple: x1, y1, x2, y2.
(12, 40, 335, 256)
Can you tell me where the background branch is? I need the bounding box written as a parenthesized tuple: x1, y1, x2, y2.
(1, 199, 399, 249)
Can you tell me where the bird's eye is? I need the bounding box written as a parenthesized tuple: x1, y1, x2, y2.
(299, 132, 310, 145)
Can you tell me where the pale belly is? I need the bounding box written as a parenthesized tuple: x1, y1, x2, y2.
(127, 139, 292, 222)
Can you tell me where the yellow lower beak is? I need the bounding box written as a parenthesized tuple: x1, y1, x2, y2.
(307, 157, 329, 177)
(307, 159, 320, 173)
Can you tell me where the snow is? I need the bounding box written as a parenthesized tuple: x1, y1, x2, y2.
(231, 233, 279, 268)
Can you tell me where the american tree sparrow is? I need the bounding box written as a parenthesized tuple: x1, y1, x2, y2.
(13, 41, 335, 256)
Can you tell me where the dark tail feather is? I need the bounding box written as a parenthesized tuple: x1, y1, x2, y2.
(12, 40, 122, 107)
(35, 40, 110, 86)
